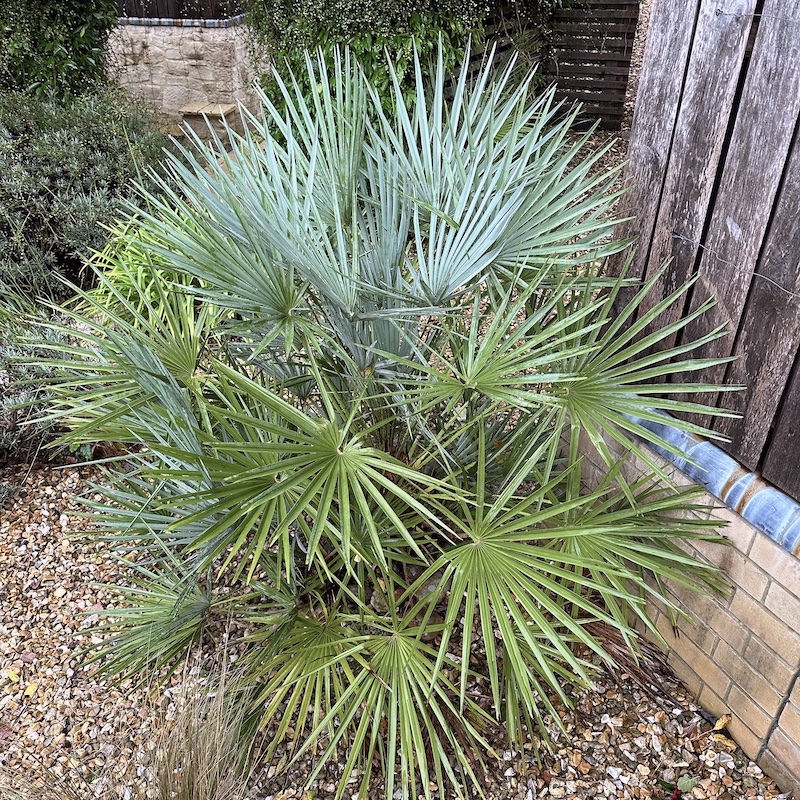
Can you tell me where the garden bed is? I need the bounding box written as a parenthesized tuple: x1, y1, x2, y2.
(0, 470, 789, 797)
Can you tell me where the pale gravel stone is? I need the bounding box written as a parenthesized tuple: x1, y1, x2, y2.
(0, 466, 791, 799)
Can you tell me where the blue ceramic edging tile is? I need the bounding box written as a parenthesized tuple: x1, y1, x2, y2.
(630, 414, 800, 559)
(118, 13, 247, 28)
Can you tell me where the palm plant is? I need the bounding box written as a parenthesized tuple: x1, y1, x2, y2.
(33, 45, 733, 799)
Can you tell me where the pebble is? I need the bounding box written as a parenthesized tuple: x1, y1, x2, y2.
(0, 466, 792, 800)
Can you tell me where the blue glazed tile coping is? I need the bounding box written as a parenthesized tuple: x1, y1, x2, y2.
(631, 413, 800, 559)
(117, 13, 246, 27)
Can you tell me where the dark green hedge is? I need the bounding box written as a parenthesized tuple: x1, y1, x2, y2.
(0, 0, 118, 95)
(247, 0, 487, 110)
(247, 1, 570, 112)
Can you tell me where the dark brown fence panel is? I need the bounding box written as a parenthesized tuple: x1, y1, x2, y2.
(618, 0, 800, 499)
(763, 357, 800, 499)
(117, 0, 243, 18)
(545, 0, 640, 129)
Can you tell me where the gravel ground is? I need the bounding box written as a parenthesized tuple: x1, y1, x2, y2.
(0, 466, 791, 799)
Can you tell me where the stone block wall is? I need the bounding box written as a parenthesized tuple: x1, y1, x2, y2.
(108, 17, 259, 121)
(580, 429, 800, 795)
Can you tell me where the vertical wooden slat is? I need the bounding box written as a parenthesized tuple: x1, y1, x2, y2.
(610, 0, 698, 281)
(713, 127, 800, 469)
(763, 355, 800, 498)
(633, 0, 757, 327)
(680, 0, 800, 394)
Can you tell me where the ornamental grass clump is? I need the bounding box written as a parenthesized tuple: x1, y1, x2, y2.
(33, 46, 732, 799)
(0, 662, 256, 800)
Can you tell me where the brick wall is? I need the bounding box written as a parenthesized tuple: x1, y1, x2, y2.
(580, 431, 800, 794)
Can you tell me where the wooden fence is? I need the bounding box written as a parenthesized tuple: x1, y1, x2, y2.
(546, 0, 640, 128)
(614, 0, 800, 499)
(481, 1, 640, 129)
(117, 0, 243, 18)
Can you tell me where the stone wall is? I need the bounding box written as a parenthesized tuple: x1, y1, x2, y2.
(580, 429, 800, 794)
(108, 17, 258, 121)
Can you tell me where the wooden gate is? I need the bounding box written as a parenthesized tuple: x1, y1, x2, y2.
(615, 0, 800, 498)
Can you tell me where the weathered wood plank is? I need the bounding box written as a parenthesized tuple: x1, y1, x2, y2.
(553, 38, 635, 49)
(608, 0, 698, 280)
(552, 23, 638, 33)
(632, 0, 757, 329)
(711, 128, 800, 468)
(553, 36, 636, 45)
(558, 78, 625, 93)
(555, 50, 639, 61)
(558, 70, 628, 84)
(558, 0, 638, 7)
(552, 20, 638, 30)
(680, 0, 800, 403)
(557, 65, 634, 76)
(762, 358, 800, 499)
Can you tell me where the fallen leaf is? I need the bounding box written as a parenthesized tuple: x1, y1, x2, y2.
(4, 669, 19, 683)
(712, 713, 732, 732)
(23, 682, 37, 698)
(683, 718, 700, 738)
(0, 726, 12, 740)
(712, 732, 737, 750)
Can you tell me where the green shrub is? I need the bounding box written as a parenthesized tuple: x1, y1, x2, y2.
(0, 289, 79, 470)
(0, 89, 175, 301)
(247, 0, 486, 110)
(0, 0, 118, 96)
(36, 47, 730, 799)
(0, 292, 69, 472)
(247, 0, 576, 113)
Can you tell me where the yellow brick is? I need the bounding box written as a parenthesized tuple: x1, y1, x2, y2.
(742, 637, 795, 693)
(765, 582, 800, 633)
(749, 533, 800, 592)
(670, 634, 731, 700)
(666, 651, 704, 700)
(664, 583, 756, 654)
(709, 505, 757, 554)
(724, 712, 765, 761)
(729, 591, 800, 664)
(792, 681, 800, 708)
(714, 640, 784, 717)
(698, 685, 729, 719)
(691, 539, 769, 600)
(726, 684, 774, 739)
(778, 702, 800, 747)
(760, 729, 800, 795)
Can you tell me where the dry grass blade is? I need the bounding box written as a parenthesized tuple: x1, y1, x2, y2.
(0, 661, 256, 800)
(152, 667, 256, 800)
(584, 620, 677, 703)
